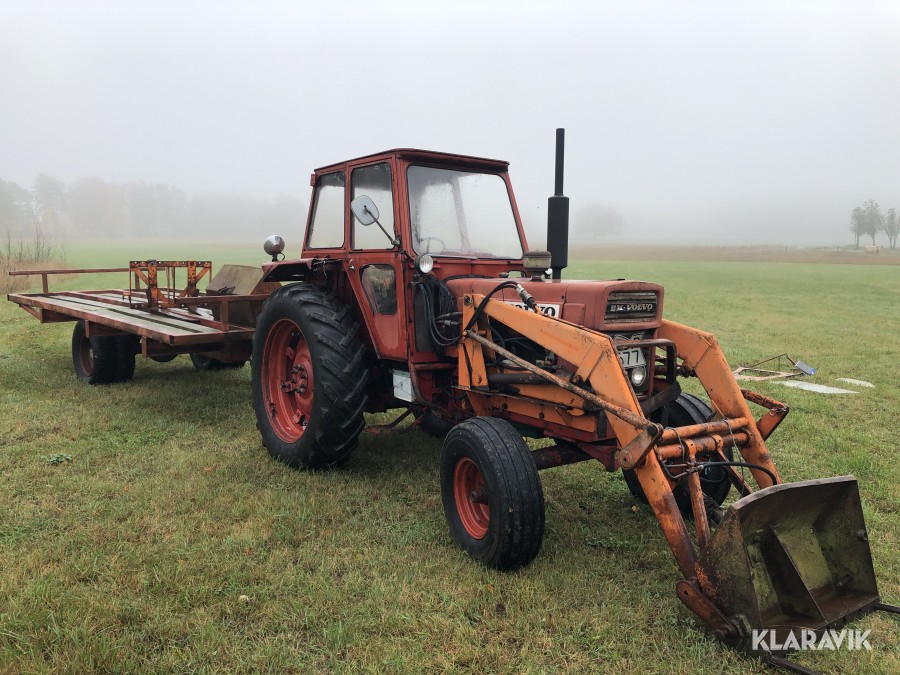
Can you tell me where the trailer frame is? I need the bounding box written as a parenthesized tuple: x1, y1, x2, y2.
(7, 261, 268, 362)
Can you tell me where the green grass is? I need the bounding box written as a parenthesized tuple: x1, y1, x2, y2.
(2, 249, 898, 673)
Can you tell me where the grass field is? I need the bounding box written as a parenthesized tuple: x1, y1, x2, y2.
(2, 244, 898, 673)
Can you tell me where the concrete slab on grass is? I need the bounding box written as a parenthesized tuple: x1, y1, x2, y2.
(835, 378, 875, 388)
(779, 381, 859, 395)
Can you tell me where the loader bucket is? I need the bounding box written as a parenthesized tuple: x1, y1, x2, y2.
(696, 476, 881, 650)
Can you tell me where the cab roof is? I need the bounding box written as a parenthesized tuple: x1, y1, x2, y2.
(314, 148, 510, 174)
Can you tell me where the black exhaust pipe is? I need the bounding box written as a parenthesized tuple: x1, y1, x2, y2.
(547, 128, 569, 280)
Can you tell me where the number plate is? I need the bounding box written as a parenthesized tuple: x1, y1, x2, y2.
(618, 347, 646, 369)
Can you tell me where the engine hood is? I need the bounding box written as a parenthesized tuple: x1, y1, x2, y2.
(443, 277, 664, 332)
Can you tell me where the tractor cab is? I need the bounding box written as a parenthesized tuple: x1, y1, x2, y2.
(260, 149, 532, 360)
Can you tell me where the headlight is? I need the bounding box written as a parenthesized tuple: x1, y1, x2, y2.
(415, 253, 434, 274)
(630, 365, 647, 387)
(264, 235, 285, 257)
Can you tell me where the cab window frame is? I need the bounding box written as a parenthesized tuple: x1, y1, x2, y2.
(306, 170, 346, 249)
(351, 162, 395, 251)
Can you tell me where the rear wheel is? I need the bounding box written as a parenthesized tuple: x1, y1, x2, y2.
(440, 417, 545, 570)
(251, 283, 368, 469)
(71, 321, 135, 384)
(623, 392, 732, 514)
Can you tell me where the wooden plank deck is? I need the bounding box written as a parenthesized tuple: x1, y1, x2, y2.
(7, 291, 253, 345)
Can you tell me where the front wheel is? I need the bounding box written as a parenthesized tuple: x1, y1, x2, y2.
(623, 392, 732, 514)
(251, 283, 368, 469)
(440, 417, 545, 570)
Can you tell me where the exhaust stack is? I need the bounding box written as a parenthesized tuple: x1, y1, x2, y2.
(547, 128, 570, 280)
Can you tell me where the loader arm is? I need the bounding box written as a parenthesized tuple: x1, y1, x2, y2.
(657, 320, 781, 490)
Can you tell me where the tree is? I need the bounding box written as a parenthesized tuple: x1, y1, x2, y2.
(884, 207, 899, 250)
(850, 206, 865, 248)
(32, 174, 67, 235)
(862, 199, 883, 245)
(0, 179, 35, 232)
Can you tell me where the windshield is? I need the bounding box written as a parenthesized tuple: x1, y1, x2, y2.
(407, 166, 524, 258)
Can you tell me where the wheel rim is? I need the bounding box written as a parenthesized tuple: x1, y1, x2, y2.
(262, 318, 314, 443)
(77, 334, 93, 377)
(453, 457, 489, 539)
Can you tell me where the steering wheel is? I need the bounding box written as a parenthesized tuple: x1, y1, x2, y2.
(418, 236, 447, 253)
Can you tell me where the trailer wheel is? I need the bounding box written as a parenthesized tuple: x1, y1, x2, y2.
(115, 334, 137, 382)
(623, 393, 732, 514)
(440, 417, 545, 570)
(252, 283, 368, 469)
(71, 320, 121, 385)
(190, 353, 246, 370)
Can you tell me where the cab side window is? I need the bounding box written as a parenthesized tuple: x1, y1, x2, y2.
(360, 264, 397, 314)
(307, 171, 345, 249)
(351, 163, 394, 250)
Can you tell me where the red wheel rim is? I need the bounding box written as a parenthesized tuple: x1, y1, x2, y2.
(77, 335, 93, 377)
(453, 457, 489, 539)
(262, 318, 314, 443)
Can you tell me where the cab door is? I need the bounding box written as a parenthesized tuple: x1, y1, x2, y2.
(347, 160, 408, 361)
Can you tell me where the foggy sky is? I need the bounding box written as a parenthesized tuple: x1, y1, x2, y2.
(2, 0, 899, 247)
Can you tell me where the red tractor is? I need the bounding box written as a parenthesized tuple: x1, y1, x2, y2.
(249, 141, 895, 668)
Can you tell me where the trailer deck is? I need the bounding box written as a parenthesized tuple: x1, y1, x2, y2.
(8, 289, 256, 345)
(7, 261, 274, 360)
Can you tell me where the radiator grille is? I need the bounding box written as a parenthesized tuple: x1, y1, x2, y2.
(605, 291, 658, 323)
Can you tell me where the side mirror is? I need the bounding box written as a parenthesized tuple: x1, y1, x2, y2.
(350, 195, 398, 246)
(351, 196, 379, 226)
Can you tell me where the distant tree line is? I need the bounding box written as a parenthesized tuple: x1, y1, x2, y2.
(0, 174, 307, 241)
(850, 199, 898, 249)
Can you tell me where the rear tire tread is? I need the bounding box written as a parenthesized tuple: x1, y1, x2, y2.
(252, 283, 368, 469)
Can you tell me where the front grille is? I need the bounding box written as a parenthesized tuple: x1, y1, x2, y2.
(611, 331, 648, 343)
(605, 291, 658, 323)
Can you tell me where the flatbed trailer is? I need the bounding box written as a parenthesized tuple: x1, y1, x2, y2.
(7, 261, 275, 380)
